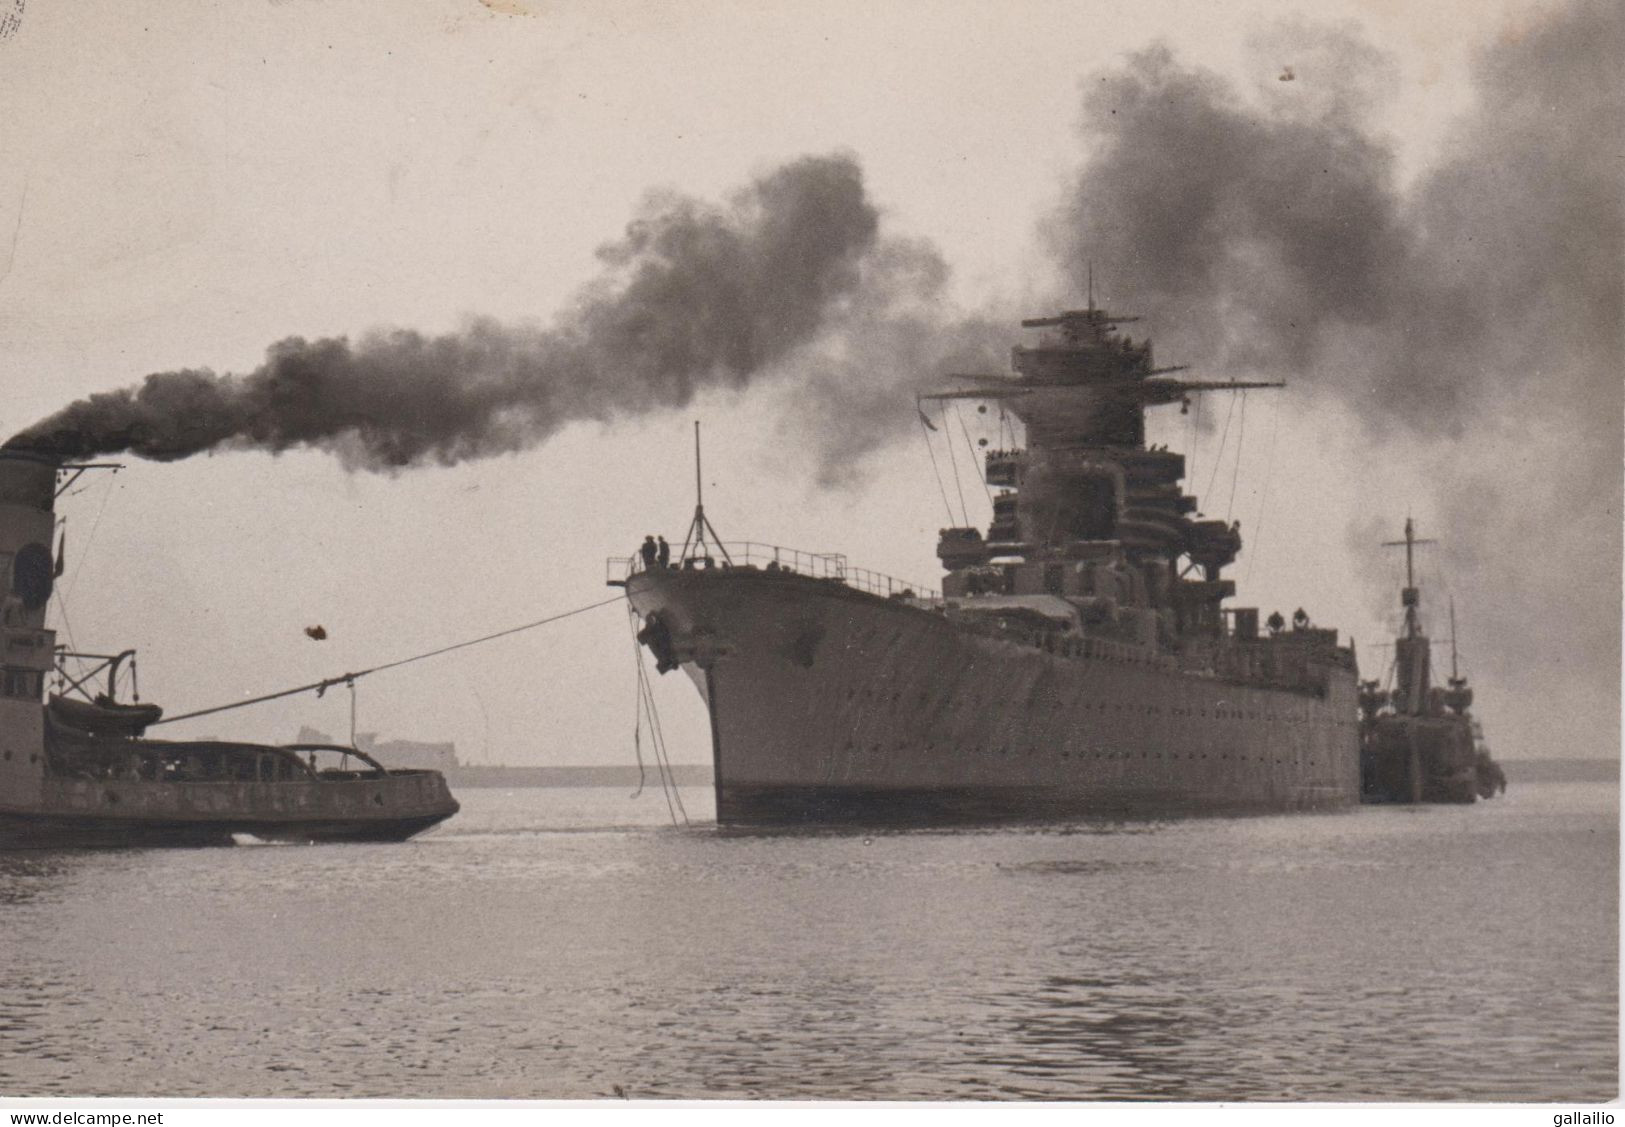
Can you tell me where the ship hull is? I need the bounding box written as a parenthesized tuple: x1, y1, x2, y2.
(1360, 714, 1480, 805)
(0, 773, 459, 850)
(628, 568, 1362, 825)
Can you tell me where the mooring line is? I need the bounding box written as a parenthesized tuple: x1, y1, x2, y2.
(627, 609, 678, 824)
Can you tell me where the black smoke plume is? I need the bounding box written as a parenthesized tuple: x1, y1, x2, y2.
(1049, 0, 1623, 752)
(8, 154, 892, 470)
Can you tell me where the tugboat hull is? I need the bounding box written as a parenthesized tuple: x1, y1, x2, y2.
(0, 773, 460, 849)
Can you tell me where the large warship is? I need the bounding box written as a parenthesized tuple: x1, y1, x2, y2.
(0, 451, 459, 847)
(617, 307, 1362, 824)
(1358, 518, 1507, 803)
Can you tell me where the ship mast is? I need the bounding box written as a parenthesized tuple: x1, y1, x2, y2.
(1381, 517, 1438, 714)
(679, 420, 732, 566)
(1382, 517, 1436, 640)
(1449, 597, 1459, 680)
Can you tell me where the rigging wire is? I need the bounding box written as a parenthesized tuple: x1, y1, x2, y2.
(1425, 538, 1460, 680)
(1187, 392, 1202, 485)
(47, 587, 86, 692)
(1202, 391, 1239, 505)
(1225, 391, 1248, 522)
(50, 473, 116, 695)
(152, 593, 626, 727)
(1245, 392, 1282, 586)
(939, 403, 969, 526)
(954, 402, 995, 511)
(917, 415, 956, 526)
(65, 472, 116, 600)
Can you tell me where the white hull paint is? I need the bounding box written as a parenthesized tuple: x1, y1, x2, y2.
(628, 568, 1361, 824)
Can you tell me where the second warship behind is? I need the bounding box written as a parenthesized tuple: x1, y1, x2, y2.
(1358, 518, 1507, 804)
(617, 307, 1363, 824)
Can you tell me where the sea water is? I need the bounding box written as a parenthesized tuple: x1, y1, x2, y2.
(0, 773, 1614, 1100)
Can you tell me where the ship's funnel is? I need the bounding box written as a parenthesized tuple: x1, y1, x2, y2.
(0, 452, 60, 631)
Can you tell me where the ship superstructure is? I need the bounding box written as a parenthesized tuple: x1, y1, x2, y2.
(617, 308, 1363, 823)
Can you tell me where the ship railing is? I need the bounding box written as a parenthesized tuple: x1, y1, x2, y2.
(607, 542, 940, 600)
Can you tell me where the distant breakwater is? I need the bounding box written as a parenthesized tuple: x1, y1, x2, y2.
(431, 759, 1615, 789)
(442, 764, 713, 789)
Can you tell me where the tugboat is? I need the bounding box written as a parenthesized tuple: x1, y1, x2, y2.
(0, 451, 459, 848)
(615, 306, 1364, 824)
(1357, 518, 1507, 804)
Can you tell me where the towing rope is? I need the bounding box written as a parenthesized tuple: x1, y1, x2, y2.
(151, 594, 625, 727)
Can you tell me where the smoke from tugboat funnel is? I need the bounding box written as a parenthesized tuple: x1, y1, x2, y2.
(6, 154, 886, 472)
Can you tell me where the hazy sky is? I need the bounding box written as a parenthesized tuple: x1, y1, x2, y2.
(0, 0, 1615, 767)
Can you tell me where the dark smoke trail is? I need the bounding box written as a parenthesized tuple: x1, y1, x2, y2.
(770, 235, 1009, 487)
(8, 154, 889, 470)
(1049, 0, 1624, 753)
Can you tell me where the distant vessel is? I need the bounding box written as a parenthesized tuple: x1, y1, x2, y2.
(616, 307, 1363, 824)
(1358, 518, 1507, 804)
(0, 451, 459, 848)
